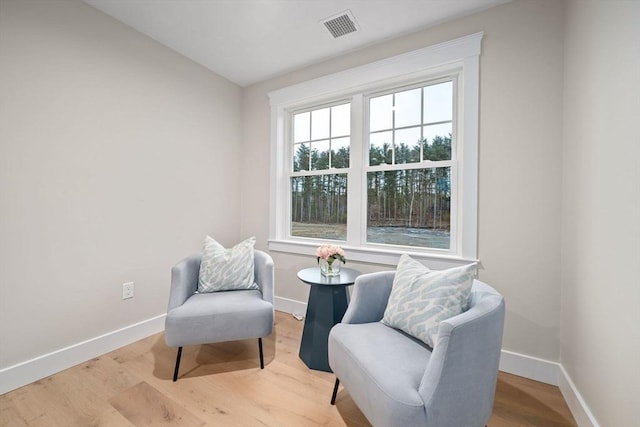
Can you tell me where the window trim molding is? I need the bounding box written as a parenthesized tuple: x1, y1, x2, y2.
(268, 32, 483, 267)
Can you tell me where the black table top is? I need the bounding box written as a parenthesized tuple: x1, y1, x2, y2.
(297, 267, 361, 287)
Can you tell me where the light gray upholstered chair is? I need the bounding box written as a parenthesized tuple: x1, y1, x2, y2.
(328, 271, 505, 427)
(165, 250, 274, 381)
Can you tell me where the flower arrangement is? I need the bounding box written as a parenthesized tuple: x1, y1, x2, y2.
(316, 244, 346, 276)
(316, 244, 346, 264)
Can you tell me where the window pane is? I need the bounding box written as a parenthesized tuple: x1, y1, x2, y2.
(294, 111, 310, 143)
(293, 143, 310, 172)
(311, 107, 330, 140)
(367, 167, 450, 249)
(332, 137, 350, 168)
(369, 131, 392, 165)
(370, 94, 393, 132)
(311, 139, 330, 170)
(394, 127, 421, 163)
(331, 103, 350, 137)
(422, 123, 452, 161)
(423, 81, 453, 124)
(291, 173, 347, 240)
(395, 88, 421, 128)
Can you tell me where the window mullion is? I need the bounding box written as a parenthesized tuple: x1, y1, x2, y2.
(420, 87, 425, 161)
(391, 93, 396, 165)
(347, 94, 363, 246)
(328, 108, 333, 169)
(307, 111, 312, 171)
(366, 159, 455, 173)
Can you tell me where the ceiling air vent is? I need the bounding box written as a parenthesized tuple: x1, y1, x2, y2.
(322, 10, 358, 39)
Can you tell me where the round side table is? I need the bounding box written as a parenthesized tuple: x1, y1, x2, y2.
(297, 267, 361, 372)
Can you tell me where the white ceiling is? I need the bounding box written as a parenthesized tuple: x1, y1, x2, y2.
(83, 0, 510, 87)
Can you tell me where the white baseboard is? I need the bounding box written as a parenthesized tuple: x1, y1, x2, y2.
(558, 364, 600, 427)
(274, 295, 307, 317)
(0, 314, 166, 395)
(499, 349, 561, 386)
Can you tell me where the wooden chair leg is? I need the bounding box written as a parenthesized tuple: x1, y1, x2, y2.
(258, 338, 264, 369)
(172, 347, 183, 382)
(331, 378, 340, 405)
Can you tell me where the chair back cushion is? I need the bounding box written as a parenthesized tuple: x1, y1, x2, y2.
(198, 236, 258, 293)
(382, 254, 476, 347)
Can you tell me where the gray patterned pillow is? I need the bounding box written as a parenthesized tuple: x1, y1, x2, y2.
(197, 236, 258, 293)
(382, 254, 476, 347)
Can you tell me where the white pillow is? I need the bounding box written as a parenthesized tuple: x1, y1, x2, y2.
(382, 254, 476, 347)
(197, 236, 257, 293)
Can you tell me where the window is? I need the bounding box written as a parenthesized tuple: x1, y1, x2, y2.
(269, 33, 482, 266)
(291, 103, 350, 240)
(367, 81, 454, 250)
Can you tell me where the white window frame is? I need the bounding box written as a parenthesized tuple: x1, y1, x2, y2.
(268, 33, 482, 268)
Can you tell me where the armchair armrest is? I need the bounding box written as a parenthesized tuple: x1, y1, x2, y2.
(342, 271, 395, 324)
(254, 250, 274, 304)
(418, 281, 505, 426)
(167, 253, 201, 311)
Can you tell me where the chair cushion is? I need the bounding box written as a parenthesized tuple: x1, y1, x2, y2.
(328, 322, 431, 426)
(198, 236, 258, 293)
(382, 254, 476, 347)
(165, 289, 273, 347)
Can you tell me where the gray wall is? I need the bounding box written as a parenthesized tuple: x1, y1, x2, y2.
(242, 0, 565, 362)
(0, 0, 243, 368)
(561, 1, 640, 425)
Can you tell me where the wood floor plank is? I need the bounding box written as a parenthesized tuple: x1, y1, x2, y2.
(0, 311, 577, 426)
(66, 356, 143, 400)
(0, 395, 30, 427)
(5, 374, 112, 427)
(90, 407, 136, 427)
(109, 382, 205, 427)
(0, 385, 52, 427)
(219, 365, 346, 427)
(117, 354, 284, 427)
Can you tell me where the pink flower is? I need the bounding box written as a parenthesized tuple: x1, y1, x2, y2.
(316, 244, 346, 263)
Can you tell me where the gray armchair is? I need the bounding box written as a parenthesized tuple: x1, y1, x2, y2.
(165, 250, 274, 381)
(328, 271, 505, 427)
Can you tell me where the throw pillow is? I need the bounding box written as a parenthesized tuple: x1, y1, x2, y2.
(197, 236, 257, 293)
(382, 254, 476, 347)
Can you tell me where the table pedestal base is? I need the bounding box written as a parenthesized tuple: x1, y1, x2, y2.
(298, 284, 349, 372)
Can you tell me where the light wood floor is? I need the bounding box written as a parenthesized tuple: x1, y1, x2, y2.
(0, 311, 576, 426)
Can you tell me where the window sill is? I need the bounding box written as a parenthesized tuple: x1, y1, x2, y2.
(268, 239, 478, 270)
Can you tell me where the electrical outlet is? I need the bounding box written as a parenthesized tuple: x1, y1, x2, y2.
(122, 282, 134, 300)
